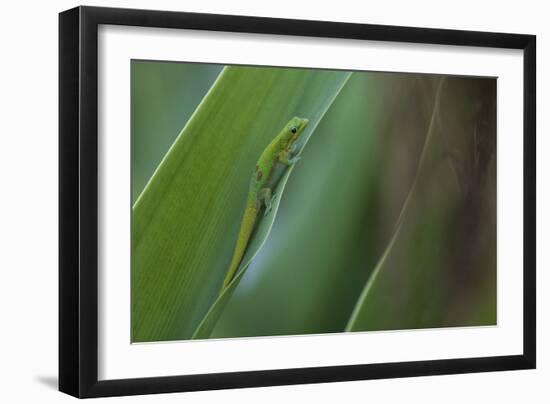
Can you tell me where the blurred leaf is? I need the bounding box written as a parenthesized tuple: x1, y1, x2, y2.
(132, 65, 351, 342)
(346, 76, 497, 331)
(345, 78, 445, 331)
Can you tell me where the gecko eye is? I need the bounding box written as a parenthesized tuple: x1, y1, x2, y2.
(290, 126, 297, 134)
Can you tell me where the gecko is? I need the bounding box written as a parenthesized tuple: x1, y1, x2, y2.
(220, 116, 309, 292)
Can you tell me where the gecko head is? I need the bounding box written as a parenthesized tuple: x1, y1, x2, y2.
(286, 116, 309, 143)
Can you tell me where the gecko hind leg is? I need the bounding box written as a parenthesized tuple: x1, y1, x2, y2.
(258, 187, 276, 216)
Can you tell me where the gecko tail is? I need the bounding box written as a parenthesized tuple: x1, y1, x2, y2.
(221, 204, 257, 291)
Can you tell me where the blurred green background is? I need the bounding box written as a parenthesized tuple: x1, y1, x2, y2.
(131, 61, 223, 202)
(132, 60, 496, 342)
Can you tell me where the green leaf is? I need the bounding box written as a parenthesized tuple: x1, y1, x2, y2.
(132, 65, 351, 342)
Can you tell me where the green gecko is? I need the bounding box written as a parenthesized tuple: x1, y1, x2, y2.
(220, 116, 309, 292)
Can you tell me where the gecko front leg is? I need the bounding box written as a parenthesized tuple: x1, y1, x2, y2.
(279, 149, 301, 166)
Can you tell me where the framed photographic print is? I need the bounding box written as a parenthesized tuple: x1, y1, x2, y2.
(59, 6, 536, 398)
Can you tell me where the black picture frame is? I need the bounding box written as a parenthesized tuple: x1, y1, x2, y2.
(59, 5, 536, 398)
